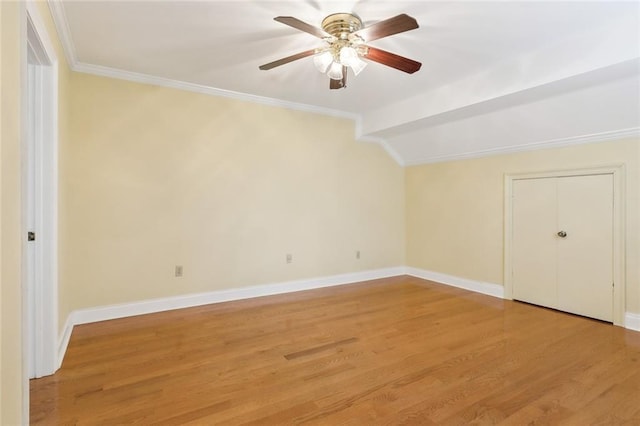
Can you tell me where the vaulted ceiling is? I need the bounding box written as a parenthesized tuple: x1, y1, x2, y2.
(50, 1, 640, 165)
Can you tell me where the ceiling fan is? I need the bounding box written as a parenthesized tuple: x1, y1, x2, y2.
(259, 12, 422, 89)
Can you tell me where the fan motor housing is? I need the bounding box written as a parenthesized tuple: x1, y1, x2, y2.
(321, 13, 363, 38)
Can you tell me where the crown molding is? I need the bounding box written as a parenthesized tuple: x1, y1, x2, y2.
(70, 61, 406, 165)
(50, 0, 637, 169)
(46, 1, 396, 161)
(404, 127, 640, 166)
(47, 0, 77, 69)
(73, 61, 356, 120)
(72, 62, 411, 167)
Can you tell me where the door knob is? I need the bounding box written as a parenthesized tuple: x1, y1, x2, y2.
(557, 230, 567, 238)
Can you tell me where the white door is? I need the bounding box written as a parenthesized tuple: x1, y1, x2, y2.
(25, 15, 58, 378)
(512, 174, 614, 322)
(556, 174, 613, 321)
(26, 47, 39, 378)
(512, 178, 557, 308)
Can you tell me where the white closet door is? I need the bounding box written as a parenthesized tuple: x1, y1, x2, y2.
(512, 178, 558, 309)
(556, 174, 613, 322)
(511, 174, 614, 322)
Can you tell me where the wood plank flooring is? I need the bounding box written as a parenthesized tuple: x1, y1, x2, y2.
(30, 276, 640, 425)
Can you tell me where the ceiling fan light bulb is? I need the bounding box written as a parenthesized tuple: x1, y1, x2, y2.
(327, 61, 343, 80)
(313, 51, 333, 73)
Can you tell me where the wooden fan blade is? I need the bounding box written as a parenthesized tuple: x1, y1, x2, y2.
(363, 47, 421, 74)
(259, 49, 316, 70)
(329, 66, 348, 89)
(274, 16, 330, 39)
(354, 14, 418, 42)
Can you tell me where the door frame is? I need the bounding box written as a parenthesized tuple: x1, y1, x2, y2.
(22, 0, 59, 385)
(504, 165, 625, 326)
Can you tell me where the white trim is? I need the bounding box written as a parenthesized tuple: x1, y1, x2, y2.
(26, 2, 57, 63)
(46, 3, 361, 121)
(71, 62, 417, 167)
(404, 267, 640, 333)
(404, 128, 640, 166)
(348, 116, 405, 166)
(504, 165, 626, 327)
(45, 0, 639, 170)
(356, 135, 405, 166)
(71, 267, 405, 325)
(405, 267, 504, 299)
(45, 0, 400, 169)
(24, 1, 60, 378)
(46, 2, 361, 127)
(377, 140, 406, 167)
(58, 267, 404, 358)
(625, 312, 640, 332)
(46, 0, 77, 68)
(75, 62, 356, 121)
(56, 266, 639, 365)
(57, 315, 74, 369)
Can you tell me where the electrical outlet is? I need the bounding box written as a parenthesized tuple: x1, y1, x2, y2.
(175, 265, 183, 277)
(356, 250, 360, 259)
(286, 254, 292, 264)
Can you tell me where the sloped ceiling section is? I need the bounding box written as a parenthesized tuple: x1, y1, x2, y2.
(49, 1, 640, 165)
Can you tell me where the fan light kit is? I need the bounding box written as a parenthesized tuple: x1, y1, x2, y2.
(259, 12, 422, 89)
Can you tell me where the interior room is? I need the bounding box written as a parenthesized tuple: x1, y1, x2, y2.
(1, 1, 639, 424)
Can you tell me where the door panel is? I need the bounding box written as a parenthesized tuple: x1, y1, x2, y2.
(557, 174, 613, 321)
(512, 178, 557, 308)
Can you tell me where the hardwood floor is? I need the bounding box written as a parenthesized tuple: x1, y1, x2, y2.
(31, 276, 640, 425)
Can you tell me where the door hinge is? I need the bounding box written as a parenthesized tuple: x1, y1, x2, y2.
(27, 231, 36, 242)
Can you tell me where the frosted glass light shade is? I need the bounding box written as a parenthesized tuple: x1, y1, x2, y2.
(327, 61, 343, 80)
(339, 46, 367, 76)
(349, 56, 367, 76)
(313, 51, 333, 73)
(339, 46, 358, 66)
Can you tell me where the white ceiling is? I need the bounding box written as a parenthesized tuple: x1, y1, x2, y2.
(50, 1, 640, 165)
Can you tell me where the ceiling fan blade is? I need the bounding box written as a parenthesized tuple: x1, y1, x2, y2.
(329, 66, 348, 89)
(354, 14, 418, 42)
(274, 16, 330, 39)
(259, 49, 316, 70)
(363, 47, 421, 74)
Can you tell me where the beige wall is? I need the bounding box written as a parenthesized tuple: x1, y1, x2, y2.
(62, 73, 405, 314)
(2, 2, 637, 421)
(1, 2, 24, 423)
(1, 2, 71, 422)
(406, 138, 640, 313)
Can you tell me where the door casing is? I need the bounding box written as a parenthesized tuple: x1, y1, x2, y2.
(21, 4, 60, 420)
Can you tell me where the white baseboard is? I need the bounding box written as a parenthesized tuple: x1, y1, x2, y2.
(57, 266, 405, 362)
(626, 312, 640, 332)
(405, 267, 505, 299)
(57, 266, 639, 366)
(405, 268, 640, 333)
(57, 315, 74, 369)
